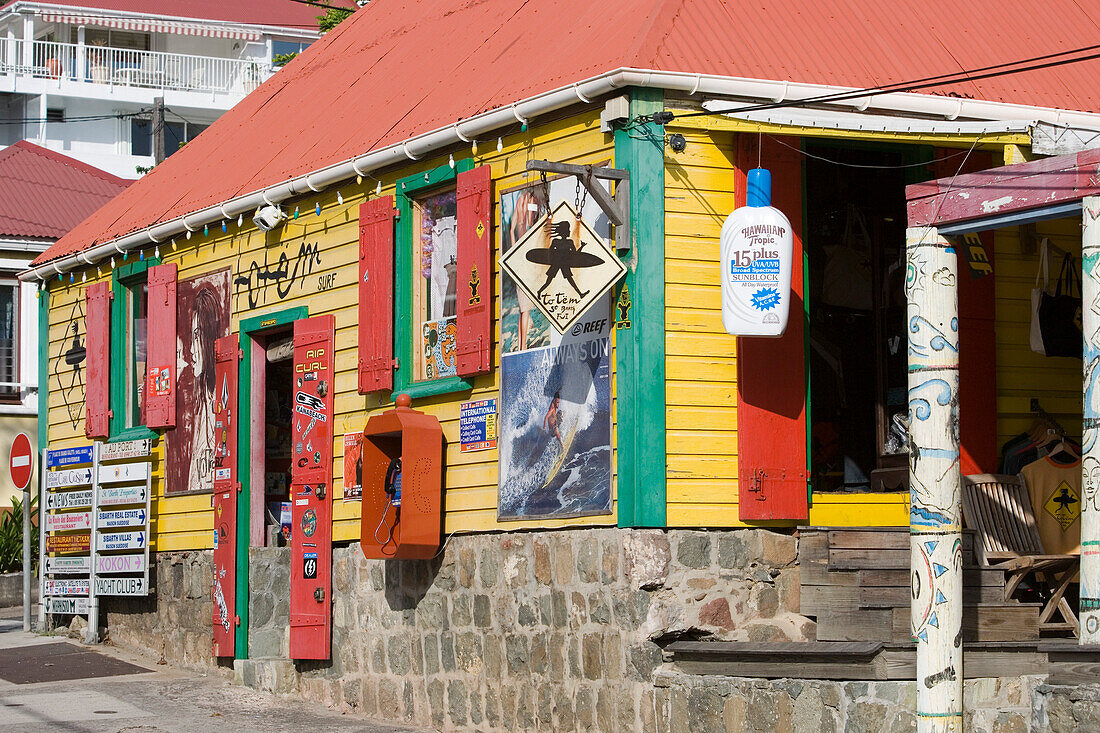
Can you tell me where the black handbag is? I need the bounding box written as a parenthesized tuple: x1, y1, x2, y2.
(1037, 252, 1082, 358)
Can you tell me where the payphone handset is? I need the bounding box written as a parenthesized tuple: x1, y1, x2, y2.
(385, 457, 402, 507)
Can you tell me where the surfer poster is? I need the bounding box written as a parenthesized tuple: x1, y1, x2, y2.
(498, 175, 615, 520)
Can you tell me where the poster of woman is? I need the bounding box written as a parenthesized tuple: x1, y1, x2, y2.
(166, 270, 230, 494)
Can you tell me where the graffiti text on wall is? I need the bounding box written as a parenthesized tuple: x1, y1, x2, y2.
(234, 242, 323, 310)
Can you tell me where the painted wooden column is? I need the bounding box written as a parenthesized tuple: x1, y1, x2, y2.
(1081, 196, 1100, 643)
(906, 226, 963, 731)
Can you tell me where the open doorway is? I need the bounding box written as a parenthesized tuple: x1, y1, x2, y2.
(804, 142, 910, 492)
(248, 327, 295, 547)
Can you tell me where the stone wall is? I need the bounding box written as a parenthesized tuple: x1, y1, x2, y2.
(241, 527, 809, 730)
(102, 550, 220, 672)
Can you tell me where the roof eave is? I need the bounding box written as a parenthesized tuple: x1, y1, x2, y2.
(23, 67, 1100, 281)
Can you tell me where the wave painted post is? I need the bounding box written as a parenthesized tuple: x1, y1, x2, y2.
(905, 227, 963, 731)
(1081, 197, 1100, 643)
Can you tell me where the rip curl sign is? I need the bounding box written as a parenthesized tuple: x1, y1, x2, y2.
(720, 168, 793, 337)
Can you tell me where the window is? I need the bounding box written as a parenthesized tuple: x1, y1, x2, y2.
(131, 118, 209, 158)
(412, 188, 459, 381)
(271, 40, 310, 67)
(0, 280, 18, 402)
(70, 27, 150, 51)
(110, 259, 158, 439)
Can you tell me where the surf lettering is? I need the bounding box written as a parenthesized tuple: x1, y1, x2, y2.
(234, 242, 323, 309)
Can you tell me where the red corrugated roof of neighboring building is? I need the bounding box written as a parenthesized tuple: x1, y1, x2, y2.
(0, 0, 325, 29)
(0, 141, 130, 240)
(34, 0, 1100, 266)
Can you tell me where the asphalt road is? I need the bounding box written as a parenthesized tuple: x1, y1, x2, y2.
(0, 608, 432, 733)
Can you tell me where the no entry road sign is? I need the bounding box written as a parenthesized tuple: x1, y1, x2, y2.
(9, 432, 31, 490)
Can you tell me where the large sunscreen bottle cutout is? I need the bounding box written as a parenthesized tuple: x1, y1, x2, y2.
(720, 168, 794, 337)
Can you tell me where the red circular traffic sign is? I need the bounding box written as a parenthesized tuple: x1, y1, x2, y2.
(9, 433, 32, 491)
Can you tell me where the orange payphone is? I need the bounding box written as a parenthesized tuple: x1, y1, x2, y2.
(360, 394, 443, 559)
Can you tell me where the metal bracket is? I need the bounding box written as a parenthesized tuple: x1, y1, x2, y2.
(525, 160, 631, 254)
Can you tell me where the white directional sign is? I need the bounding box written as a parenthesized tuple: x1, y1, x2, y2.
(45, 556, 91, 574)
(95, 553, 146, 574)
(45, 511, 91, 533)
(98, 485, 148, 507)
(44, 579, 89, 596)
(98, 462, 150, 484)
(100, 439, 151, 461)
(94, 576, 147, 596)
(97, 531, 146, 551)
(46, 597, 89, 615)
(97, 508, 147, 529)
(45, 489, 93, 511)
(46, 467, 93, 489)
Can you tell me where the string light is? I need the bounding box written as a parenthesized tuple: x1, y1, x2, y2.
(471, 140, 478, 155)
(81, 272, 86, 283)
(69, 273, 74, 283)
(122, 250, 128, 261)
(110, 256, 116, 268)
(237, 214, 243, 227)
(170, 239, 176, 251)
(203, 224, 209, 236)
(337, 191, 344, 205)
(448, 153, 455, 169)
(154, 246, 160, 259)
(356, 174, 363, 185)
(375, 180, 382, 196)
(316, 202, 322, 216)
(186, 230, 192, 240)
(139, 250, 145, 261)
(497, 137, 503, 153)
(222, 221, 228, 233)
(293, 206, 300, 219)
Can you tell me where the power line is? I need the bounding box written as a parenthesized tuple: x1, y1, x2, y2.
(647, 43, 1100, 124)
(0, 109, 151, 125)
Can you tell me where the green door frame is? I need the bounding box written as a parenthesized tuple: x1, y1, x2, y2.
(234, 306, 308, 659)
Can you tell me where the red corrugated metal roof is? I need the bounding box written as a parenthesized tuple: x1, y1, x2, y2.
(1, 0, 324, 29)
(0, 141, 130, 240)
(35, 0, 1100, 266)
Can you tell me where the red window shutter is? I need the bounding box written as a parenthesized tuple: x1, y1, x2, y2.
(455, 165, 492, 376)
(145, 263, 177, 429)
(736, 135, 809, 521)
(211, 334, 239, 657)
(358, 197, 395, 393)
(84, 281, 111, 439)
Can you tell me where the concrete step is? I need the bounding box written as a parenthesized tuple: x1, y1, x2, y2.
(233, 657, 298, 695)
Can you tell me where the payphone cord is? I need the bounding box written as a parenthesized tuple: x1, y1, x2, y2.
(373, 498, 395, 548)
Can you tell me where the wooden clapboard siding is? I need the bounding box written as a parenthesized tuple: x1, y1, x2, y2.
(42, 110, 619, 552)
(993, 220, 1083, 452)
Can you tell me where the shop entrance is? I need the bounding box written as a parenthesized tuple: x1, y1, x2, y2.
(803, 142, 910, 492)
(254, 329, 295, 547)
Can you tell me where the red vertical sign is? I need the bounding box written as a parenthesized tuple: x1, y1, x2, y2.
(84, 282, 111, 439)
(146, 263, 177, 429)
(289, 315, 334, 660)
(358, 197, 395, 393)
(211, 334, 239, 657)
(736, 135, 809, 521)
(456, 165, 492, 376)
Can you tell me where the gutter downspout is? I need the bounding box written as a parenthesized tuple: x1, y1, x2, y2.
(21, 67, 1100, 282)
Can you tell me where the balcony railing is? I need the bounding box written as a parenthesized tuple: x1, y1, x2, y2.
(0, 38, 269, 96)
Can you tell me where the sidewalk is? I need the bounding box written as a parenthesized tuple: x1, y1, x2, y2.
(0, 607, 434, 732)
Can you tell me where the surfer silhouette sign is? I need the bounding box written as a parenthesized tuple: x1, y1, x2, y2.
(500, 201, 626, 333)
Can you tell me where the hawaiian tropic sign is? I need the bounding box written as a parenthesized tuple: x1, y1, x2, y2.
(499, 201, 625, 334)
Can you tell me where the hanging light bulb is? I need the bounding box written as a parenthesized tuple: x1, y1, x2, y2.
(237, 214, 243, 227)
(471, 139, 478, 155)
(170, 239, 176, 251)
(315, 202, 322, 216)
(222, 221, 227, 233)
(356, 174, 363, 185)
(337, 191, 344, 205)
(96, 265, 102, 277)
(293, 206, 300, 219)
(139, 250, 145, 261)
(203, 224, 209, 236)
(448, 153, 455, 169)
(122, 250, 128, 261)
(497, 137, 503, 153)
(81, 272, 87, 283)
(154, 245, 160, 259)
(69, 273, 75, 283)
(375, 180, 382, 196)
(110, 256, 116, 268)
(186, 230, 192, 240)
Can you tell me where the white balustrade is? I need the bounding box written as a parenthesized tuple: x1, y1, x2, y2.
(0, 38, 268, 96)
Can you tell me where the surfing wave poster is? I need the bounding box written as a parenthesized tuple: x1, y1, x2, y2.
(498, 176, 614, 520)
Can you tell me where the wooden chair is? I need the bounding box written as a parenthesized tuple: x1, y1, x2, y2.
(961, 473, 1079, 637)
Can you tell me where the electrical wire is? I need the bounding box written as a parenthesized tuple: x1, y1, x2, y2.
(768, 136, 984, 170)
(0, 109, 152, 125)
(638, 42, 1100, 124)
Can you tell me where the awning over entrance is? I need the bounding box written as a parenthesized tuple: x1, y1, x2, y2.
(39, 12, 261, 41)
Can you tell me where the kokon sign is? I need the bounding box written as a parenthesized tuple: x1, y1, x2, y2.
(720, 168, 794, 337)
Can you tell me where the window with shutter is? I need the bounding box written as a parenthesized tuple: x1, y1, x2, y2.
(358, 196, 396, 394)
(388, 158, 491, 400)
(109, 258, 160, 441)
(145, 263, 177, 429)
(84, 281, 111, 439)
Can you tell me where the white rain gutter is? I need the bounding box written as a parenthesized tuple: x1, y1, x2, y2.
(22, 67, 1100, 282)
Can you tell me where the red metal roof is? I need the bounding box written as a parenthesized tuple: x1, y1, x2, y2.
(35, 0, 1100, 266)
(0, 141, 130, 240)
(1, 0, 324, 29)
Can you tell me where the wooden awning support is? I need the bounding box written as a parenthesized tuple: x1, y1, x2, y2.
(525, 160, 631, 253)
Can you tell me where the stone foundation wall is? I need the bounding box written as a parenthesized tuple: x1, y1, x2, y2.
(247, 527, 810, 730)
(102, 550, 219, 672)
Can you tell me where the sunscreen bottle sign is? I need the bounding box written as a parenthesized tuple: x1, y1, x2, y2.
(719, 168, 793, 337)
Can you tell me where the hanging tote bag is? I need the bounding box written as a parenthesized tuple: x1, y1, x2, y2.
(1036, 252, 1083, 358)
(1030, 239, 1052, 355)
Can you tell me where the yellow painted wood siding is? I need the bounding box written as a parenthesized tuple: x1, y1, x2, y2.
(994, 221, 1083, 449)
(43, 112, 619, 552)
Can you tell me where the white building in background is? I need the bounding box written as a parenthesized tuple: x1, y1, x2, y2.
(0, 0, 320, 178)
